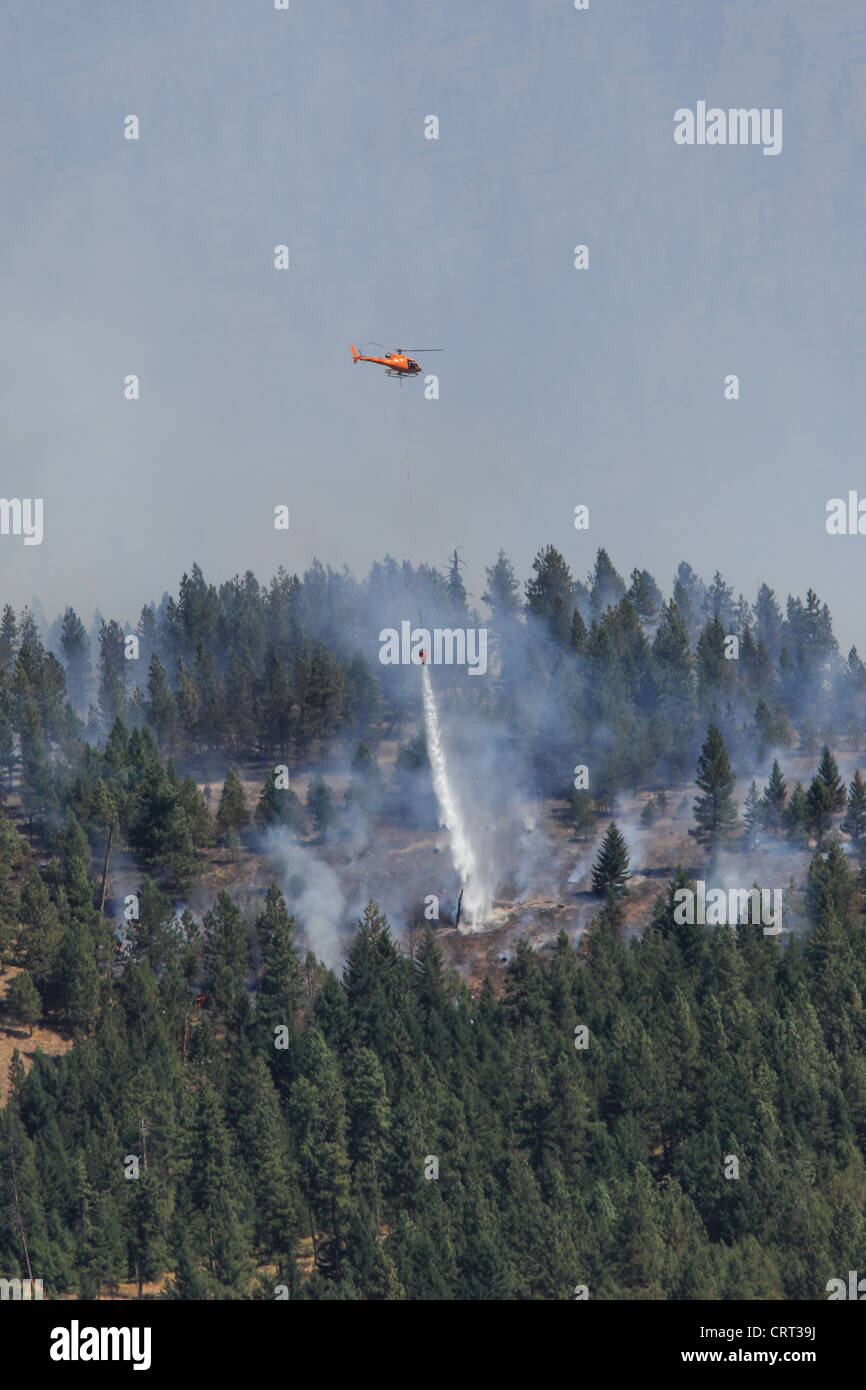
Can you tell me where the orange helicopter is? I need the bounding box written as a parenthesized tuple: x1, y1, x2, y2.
(351, 342, 442, 378)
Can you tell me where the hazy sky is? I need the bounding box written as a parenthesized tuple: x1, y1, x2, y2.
(2, 1, 865, 648)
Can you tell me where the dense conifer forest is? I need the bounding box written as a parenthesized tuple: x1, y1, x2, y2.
(2, 547, 866, 1299)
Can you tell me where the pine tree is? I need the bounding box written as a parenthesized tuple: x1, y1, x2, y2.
(741, 628, 774, 696)
(18, 699, 58, 830)
(570, 607, 588, 653)
(650, 601, 694, 734)
(0, 1089, 49, 1292)
(817, 745, 846, 814)
(203, 890, 248, 982)
(146, 655, 178, 750)
(754, 583, 784, 658)
(307, 776, 335, 832)
(344, 1046, 390, 1222)
(130, 876, 181, 973)
(60, 608, 91, 712)
(805, 776, 832, 840)
(178, 775, 213, 846)
(5, 971, 41, 1036)
(302, 644, 345, 748)
(18, 870, 64, 987)
(0, 711, 15, 792)
(591, 822, 630, 896)
(742, 781, 763, 849)
(413, 924, 448, 1014)
(588, 548, 626, 617)
(127, 1170, 169, 1300)
(175, 658, 199, 749)
(256, 886, 303, 1043)
(785, 781, 808, 838)
(126, 762, 198, 889)
(672, 562, 705, 641)
(482, 550, 520, 621)
(289, 1027, 351, 1280)
(689, 724, 738, 854)
(195, 647, 228, 747)
(446, 548, 467, 615)
(230, 1054, 298, 1275)
(753, 698, 776, 759)
(216, 768, 249, 837)
(186, 1082, 253, 1294)
(806, 839, 857, 928)
(98, 619, 127, 728)
(696, 615, 731, 708)
(342, 654, 379, 735)
(842, 770, 866, 845)
(0, 604, 17, 672)
(58, 922, 101, 1033)
(224, 654, 257, 754)
(704, 570, 736, 627)
(761, 759, 787, 833)
(627, 568, 662, 621)
(525, 546, 580, 639)
(256, 768, 304, 831)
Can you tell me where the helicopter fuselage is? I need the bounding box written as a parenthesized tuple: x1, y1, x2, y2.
(351, 345, 422, 375)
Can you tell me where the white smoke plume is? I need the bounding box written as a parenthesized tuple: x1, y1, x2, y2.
(262, 828, 347, 968)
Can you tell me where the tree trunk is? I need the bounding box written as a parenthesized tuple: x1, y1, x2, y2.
(100, 822, 114, 913)
(8, 1127, 34, 1284)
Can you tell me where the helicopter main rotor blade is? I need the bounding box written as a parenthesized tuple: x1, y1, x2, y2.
(403, 348, 443, 352)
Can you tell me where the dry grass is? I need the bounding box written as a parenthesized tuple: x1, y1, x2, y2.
(0, 964, 73, 1105)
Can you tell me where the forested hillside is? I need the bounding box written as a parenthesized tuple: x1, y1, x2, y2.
(2, 547, 866, 1299)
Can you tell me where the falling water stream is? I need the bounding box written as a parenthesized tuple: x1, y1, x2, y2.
(421, 662, 489, 928)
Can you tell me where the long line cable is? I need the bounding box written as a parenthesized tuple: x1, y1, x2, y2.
(399, 377, 419, 558)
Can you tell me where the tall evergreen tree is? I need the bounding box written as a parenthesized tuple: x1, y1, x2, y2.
(216, 768, 249, 838)
(805, 776, 832, 841)
(98, 619, 127, 728)
(146, 655, 178, 750)
(446, 548, 467, 614)
(588, 548, 626, 617)
(525, 546, 580, 642)
(627, 568, 662, 621)
(689, 724, 738, 855)
(60, 608, 91, 712)
(18, 700, 58, 830)
(754, 583, 784, 659)
(672, 562, 705, 642)
(761, 759, 788, 833)
(5, 971, 41, 1036)
(256, 768, 303, 831)
(307, 776, 335, 832)
(185, 1082, 253, 1295)
(816, 745, 846, 814)
(785, 781, 808, 838)
(843, 770, 866, 846)
(482, 550, 521, 621)
(0, 605, 17, 673)
(742, 781, 763, 849)
(704, 570, 735, 628)
(255, 885, 304, 1046)
(591, 822, 631, 896)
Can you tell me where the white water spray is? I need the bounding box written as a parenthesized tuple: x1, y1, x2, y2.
(421, 663, 490, 928)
